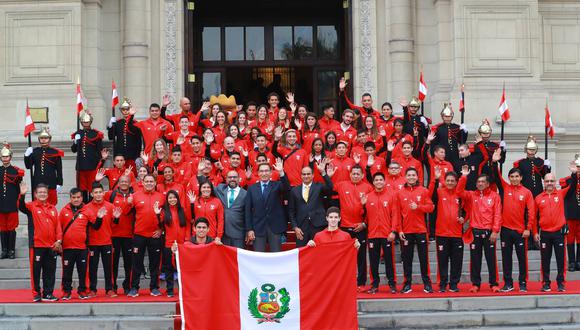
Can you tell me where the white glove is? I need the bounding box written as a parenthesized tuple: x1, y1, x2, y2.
(420, 116, 428, 127)
(460, 124, 467, 132)
(56, 185, 62, 193)
(24, 147, 33, 157)
(544, 159, 551, 167)
(108, 117, 116, 128)
(74, 134, 81, 142)
(500, 141, 507, 149)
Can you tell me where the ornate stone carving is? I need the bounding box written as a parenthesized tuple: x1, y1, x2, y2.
(164, 0, 177, 112)
(359, 0, 374, 94)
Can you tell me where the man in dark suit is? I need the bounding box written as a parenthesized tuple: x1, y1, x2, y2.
(215, 170, 247, 249)
(245, 158, 289, 252)
(288, 160, 336, 247)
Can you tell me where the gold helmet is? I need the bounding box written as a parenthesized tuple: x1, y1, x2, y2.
(524, 135, 538, 152)
(440, 103, 454, 118)
(79, 110, 92, 124)
(574, 154, 580, 167)
(120, 97, 131, 109)
(0, 142, 12, 157)
(408, 97, 421, 108)
(478, 119, 492, 135)
(38, 127, 52, 140)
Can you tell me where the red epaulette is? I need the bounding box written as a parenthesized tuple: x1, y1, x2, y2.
(559, 177, 570, 188)
(513, 159, 521, 168)
(468, 143, 475, 153)
(16, 167, 25, 177)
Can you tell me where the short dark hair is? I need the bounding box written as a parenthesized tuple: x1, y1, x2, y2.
(91, 182, 104, 191)
(113, 154, 125, 160)
(364, 141, 376, 150)
(508, 168, 522, 176)
(361, 93, 372, 98)
(445, 171, 459, 180)
(35, 183, 49, 192)
(405, 167, 418, 175)
(326, 207, 340, 217)
(69, 187, 82, 196)
(381, 102, 393, 109)
(150, 103, 161, 109)
(433, 145, 445, 153)
(351, 165, 363, 173)
(171, 145, 182, 153)
(372, 172, 385, 180)
(258, 163, 271, 171)
(477, 174, 490, 183)
(322, 104, 334, 112)
(194, 217, 210, 227)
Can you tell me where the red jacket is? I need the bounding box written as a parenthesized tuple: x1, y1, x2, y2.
(165, 111, 201, 133)
(394, 185, 434, 234)
(318, 117, 341, 134)
(313, 228, 351, 244)
(431, 182, 463, 238)
(162, 205, 191, 248)
(22, 199, 61, 248)
(393, 155, 424, 185)
(457, 176, 502, 233)
(84, 200, 114, 246)
(105, 189, 134, 238)
(135, 117, 173, 154)
(535, 187, 570, 234)
(329, 156, 355, 184)
(335, 125, 357, 145)
(193, 196, 224, 238)
(276, 145, 308, 186)
(103, 167, 135, 190)
(365, 189, 399, 238)
(497, 176, 535, 233)
(59, 203, 89, 249)
(387, 133, 414, 160)
(385, 174, 406, 191)
(132, 190, 165, 237)
(334, 180, 373, 228)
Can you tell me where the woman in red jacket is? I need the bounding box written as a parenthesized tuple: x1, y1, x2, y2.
(188, 181, 224, 244)
(155, 190, 190, 297)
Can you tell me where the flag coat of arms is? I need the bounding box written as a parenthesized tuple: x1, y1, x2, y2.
(176, 240, 358, 330)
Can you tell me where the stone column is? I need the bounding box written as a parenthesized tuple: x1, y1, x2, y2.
(434, 0, 453, 93)
(389, 0, 414, 102)
(123, 0, 149, 111)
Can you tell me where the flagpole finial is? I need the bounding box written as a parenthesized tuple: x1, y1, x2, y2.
(77, 76, 80, 85)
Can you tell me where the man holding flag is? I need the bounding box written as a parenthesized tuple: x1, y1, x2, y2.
(0, 143, 24, 259)
(108, 98, 142, 170)
(71, 111, 104, 203)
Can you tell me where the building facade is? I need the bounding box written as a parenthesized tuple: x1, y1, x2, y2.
(1, 0, 580, 180)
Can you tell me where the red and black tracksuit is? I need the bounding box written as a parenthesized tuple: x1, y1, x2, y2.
(84, 200, 115, 293)
(19, 196, 61, 298)
(106, 189, 134, 293)
(162, 205, 191, 293)
(496, 172, 535, 288)
(535, 185, 570, 286)
(394, 184, 435, 286)
(0, 164, 24, 258)
(334, 180, 373, 286)
(24, 146, 63, 205)
(365, 189, 398, 288)
(59, 203, 89, 295)
(457, 176, 502, 288)
(130, 190, 165, 291)
(430, 180, 464, 289)
(560, 174, 580, 270)
(71, 129, 104, 200)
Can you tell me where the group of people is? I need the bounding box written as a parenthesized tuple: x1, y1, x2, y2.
(0, 77, 578, 302)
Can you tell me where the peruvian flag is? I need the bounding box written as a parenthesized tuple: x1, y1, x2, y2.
(498, 86, 510, 121)
(176, 241, 358, 330)
(112, 80, 119, 108)
(76, 78, 86, 114)
(545, 102, 554, 138)
(459, 83, 465, 113)
(24, 101, 36, 137)
(418, 71, 427, 101)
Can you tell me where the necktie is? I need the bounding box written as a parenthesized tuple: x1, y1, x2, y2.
(261, 183, 267, 195)
(303, 184, 309, 202)
(228, 189, 235, 208)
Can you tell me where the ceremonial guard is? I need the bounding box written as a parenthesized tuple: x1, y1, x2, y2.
(0, 143, 24, 259)
(402, 97, 430, 152)
(107, 98, 142, 169)
(24, 128, 64, 205)
(429, 103, 468, 165)
(71, 111, 104, 202)
(513, 136, 550, 197)
(559, 155, 580, 272)
(472, 119, 505, 188)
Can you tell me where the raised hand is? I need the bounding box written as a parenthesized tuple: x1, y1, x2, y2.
(286, 92, 295, 105)
(387, 140, 395, 152)
(367, 154, 375, 166)
(140, 151, 149, 164)
(353, 153, 361, 164)
(399, 97, 409, 108)
(379, 126, 386, 137)
(162, 94, 171, 107)
(316, 158, 327, 174)
(461, 164, 470, 177)
(294, 118, 302, 130)
(19, 182, 28, 195)
(123, 165, 133, 177)
(187, 190, 196, 204)
(201, 101, 211, 112)
(113, 207, 122, 218)
(240, 148, 249, 158)
(326, 163, 336, 178)
(153, 201, 162, 215)
(339, 77, 348, 91)
(273, 158, 284, 173)
(95, 168, 106, 182)
(274, 126, 284, 141)
(129, 105, 137, 116)
(492, 148, 502, 163)
(434, 166, 442, 180)
(97, 207, 108, 218)
(427, 131, 436, 144)
(246, 166, 253, 179)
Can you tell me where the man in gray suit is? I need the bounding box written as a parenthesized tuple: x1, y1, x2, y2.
(215, 170, 247, 249)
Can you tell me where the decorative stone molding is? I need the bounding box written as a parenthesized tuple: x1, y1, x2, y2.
(358, 0, 374, 94)
(462, 5, 533, 77)
(540, 11, 580, 80)
(164, 0, 177, 112)
(4, 10, 74, 85)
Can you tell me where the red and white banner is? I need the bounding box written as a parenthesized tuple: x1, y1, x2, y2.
(498, 87, 510, 122)
(459, 83, 465, 113)
(176, 241, 358, 330)
(76, 78, 86, 114)
(24, 101, 36, 137)
(418, 71, 427, 101)
(112, 80, 119, 108)
(545, 103, 554, 138)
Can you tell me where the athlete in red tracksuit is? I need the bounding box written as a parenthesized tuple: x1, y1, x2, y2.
(429, 170, 465, 293)
(362, 172, 399, 294)
(332, 165, 373, 289)
(84, 183, 116, 297)
(494, 166, 535, 292)
(395, 167, 435, 294)
(59, 188, 90, 300)
(134, 103, 174, 154)
(457, 168, 502, 292)
(128, 174, 165, 297)
(535, 172, 571, 292)
(191, 181, 224, 243)
(18, 183, 62, 302)
(156, 190, 191, 297)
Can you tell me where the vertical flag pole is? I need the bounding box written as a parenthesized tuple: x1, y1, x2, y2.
(460, 83, 465, 124)
(545, 98, 549, 160)
(25, 99, 34, 199)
